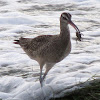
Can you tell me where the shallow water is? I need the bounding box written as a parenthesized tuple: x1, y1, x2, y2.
(0, 0, 100, 78)
(0, 0, 100, 99)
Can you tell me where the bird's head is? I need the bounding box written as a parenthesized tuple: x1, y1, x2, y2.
(60, 12, 82, 41)
(60, 12, 72, 23)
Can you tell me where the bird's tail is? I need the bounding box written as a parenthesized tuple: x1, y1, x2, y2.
(13, 37, 24, 44)
(13, 37, 29, 45)
(14, 40, 20, 44)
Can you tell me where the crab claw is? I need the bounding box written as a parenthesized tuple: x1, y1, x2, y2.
(76, 31, 82, 41)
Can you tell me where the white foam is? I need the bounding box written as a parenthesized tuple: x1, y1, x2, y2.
(0, 0, 100, 100)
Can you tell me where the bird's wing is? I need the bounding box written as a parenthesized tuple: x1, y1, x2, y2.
(27, 35, 53, 51)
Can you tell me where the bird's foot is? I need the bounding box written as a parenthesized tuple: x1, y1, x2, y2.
(39, 77, 44, 87)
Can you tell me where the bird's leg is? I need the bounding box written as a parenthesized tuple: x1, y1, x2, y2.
(42, 63, 55, 83)
(39, 62, 44, 87)
(42, 71, 47, 81)
(40, 67, 48, 87)
(39, 68, 43, 87)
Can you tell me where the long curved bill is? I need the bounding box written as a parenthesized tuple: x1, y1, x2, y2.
(68, 20, 82, 41)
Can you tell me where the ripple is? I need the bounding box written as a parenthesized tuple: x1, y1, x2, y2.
(0, 1, 7, 7)
(21, 3, 78, 12)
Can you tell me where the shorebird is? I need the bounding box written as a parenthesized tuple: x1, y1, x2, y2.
(14, 12, 81, 87)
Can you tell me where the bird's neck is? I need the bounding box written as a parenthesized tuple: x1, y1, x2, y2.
(60, 20, 70, 41)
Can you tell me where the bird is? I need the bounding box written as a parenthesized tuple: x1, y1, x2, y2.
(14, 12, 81, 87)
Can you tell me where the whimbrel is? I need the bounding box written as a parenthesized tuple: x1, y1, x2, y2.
(14, 12, 81, 87)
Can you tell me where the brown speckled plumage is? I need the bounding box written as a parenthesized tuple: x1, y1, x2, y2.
(14, 12, 81, 87)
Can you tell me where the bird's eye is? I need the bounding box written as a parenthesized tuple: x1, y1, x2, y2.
(63, 16, 67, 20)
(61, 15, 67, 20)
